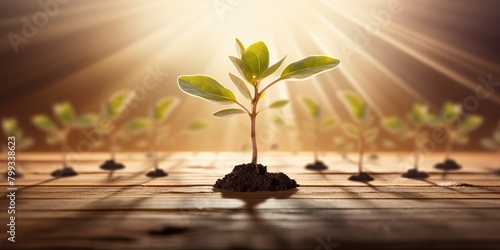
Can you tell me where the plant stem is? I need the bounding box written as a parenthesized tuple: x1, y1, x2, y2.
(152, 124, 159, 171)
(313, 117, 320, 163)
(61, 128, 69, 168)
(250, 85, 259, 166)
(358, 126, 364, 175)
(445, 129, 453, 160)
(413, 138, 420, 171)
(110, 133, 117, 161)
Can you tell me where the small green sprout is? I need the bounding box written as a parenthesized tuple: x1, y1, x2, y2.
(480, 120, 500, 156)
(300, 97, 337, 169)
(428, 102, 483, 170)
(32, 102, 97, 177)
(339, 91, 378, 181)
(382, 103, 430, 178)
(178, 38, 339, 169)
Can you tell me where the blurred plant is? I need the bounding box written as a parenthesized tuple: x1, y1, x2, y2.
(32, 102, 97, 177)
(300, 97, 337, 170)
(428, 102, 483, 170)
(480, 120, 500, 156)
(333, 136, 355, 160)
(98, 91, 131, 161)
(2, 118, 35, 151)
(339, 91, 378, 181)
(131, 97, 179, 177)
(382, 104, 430, 178)
(2, 118, 35, 177)
(178, 38, 339, 171)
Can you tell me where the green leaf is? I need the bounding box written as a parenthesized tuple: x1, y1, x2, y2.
(322, 117, 337, 129)
(46, 134, 60, 145)
(382, 117, 407, 134)
(459, 115, 483, 133)
(178, 75, 237, 104)
(302, 97, 320, 118)
(382, 140, 395, 149)
(186, 120, 209, 131)
(124, 118, 151, 135)
(280, 56, 340, 80)
(409, 104, 428, 126)
(213, 109, 247, 118)
(54, 102, 75, 125)
(107, 91, 129, 119)
(364, 128, 379, 142)
(32, 115, 58, 133)
(229, 73, 252, 101)
(481, 138, 498, 151)
(18, 137, 34, 150)
(494, 130, 500, 144)
(257, 56, 286, 80)
(155, 97, 179, 122)
(454, 134, 469, 145)
(427, 115, 443, 127)
(343, 123, 359, 139)
(229, 56, 254, 83)
(2, 118, 18, 137)
(269, 100, 289, 109)
(339, 91, 366, 122)
(442, 102, 461, 124)
(235, 38, 245, 57)
(76, 114, 98, 128)
(241, 41, 269, 77)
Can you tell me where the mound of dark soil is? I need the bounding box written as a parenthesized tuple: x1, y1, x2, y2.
(214, 163, 299, 192)
(146, 169, 168, 178)
(402, 169, 429, 179)
(348, 172, 374, 182)
(305, 161, 328, 171)
(434, 159, 461, 171)
(51, 166, 78, 178)
(100, 160, 125, 171)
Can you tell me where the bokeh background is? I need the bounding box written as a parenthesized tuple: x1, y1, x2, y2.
(1, 0, 499, 153)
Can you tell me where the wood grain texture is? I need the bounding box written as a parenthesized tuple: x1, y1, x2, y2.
(0, 152, 499, 250)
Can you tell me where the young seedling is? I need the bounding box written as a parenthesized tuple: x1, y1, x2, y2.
(32, 102, 97, 177)
(382, 104, 430, 178)
(480, 120, 500, 171)
(428, 102, 483, 171)
(333, 136, 355, 160)
(97, 91, 133, 171)
(136, 97, 179, 177)
(2, 118, 35, 178)
(300, 97, 337, 170)
(178, 38, 340, 192)
(339, 91, 378, 182)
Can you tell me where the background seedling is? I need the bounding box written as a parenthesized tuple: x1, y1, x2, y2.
(300, 97, 337, 170)
(133, 97, 179, 177)
(96, 91, 133, 171)
(382, 104, 430, 178)
(2, 118, 35, 178)
(428, 102, 483, 170)
(339, 91, 378, 182)
(178, 38, 339, 192)
(32, 102, 97, 177)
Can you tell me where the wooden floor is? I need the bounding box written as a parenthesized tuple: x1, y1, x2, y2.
(1, 152, 500, 250)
